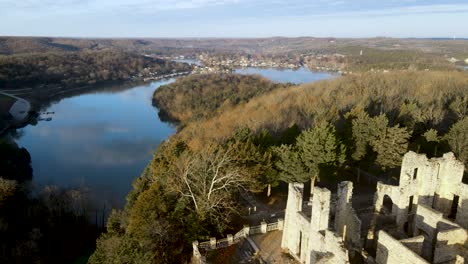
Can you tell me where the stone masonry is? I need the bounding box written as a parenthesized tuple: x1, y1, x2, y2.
(193, 151, 467, 264)
(281, 152, 467, 264)
(281, 183, 351, 263)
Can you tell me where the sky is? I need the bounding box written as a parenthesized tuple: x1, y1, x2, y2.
(1, 0, 467, 38)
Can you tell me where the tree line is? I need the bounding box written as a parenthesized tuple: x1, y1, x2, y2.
(0, 50, 191, 90)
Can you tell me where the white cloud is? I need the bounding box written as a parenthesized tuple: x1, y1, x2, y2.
(0, 0, 244, 13)
(2, 0, 467, 16)
(1, 0, 467, 37)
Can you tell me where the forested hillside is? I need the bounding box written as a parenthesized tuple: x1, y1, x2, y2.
(338, 47, 456, 71)
(153, 74, 291, 124)
(91, 70, 468, 263)
(178, 71, 468, 151)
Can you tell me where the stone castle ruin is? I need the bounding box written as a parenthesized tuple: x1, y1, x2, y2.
(281, 151, 468, 264)
(193, 151, 467, 263)
(281, 182, 359, 263)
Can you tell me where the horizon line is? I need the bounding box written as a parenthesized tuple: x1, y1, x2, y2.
(1, 35, 468, 40)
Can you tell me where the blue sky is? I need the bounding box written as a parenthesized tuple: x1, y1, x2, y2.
(1, 0, 467, 38)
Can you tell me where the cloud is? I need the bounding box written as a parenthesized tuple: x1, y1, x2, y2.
(2, 0, 467, 16)
(1, 0, 467, 37)
(0, 0, 244, 13)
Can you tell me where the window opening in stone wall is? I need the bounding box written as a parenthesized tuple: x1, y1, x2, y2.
(448, 195, 459, 220)
(408, 196, 414, 213)
(432, 193, 439, 209)
(413, 168, 418, 180)
(298, 231, 302, 257)
(382, 195, 393, 214)
(404, 221, 409, 234)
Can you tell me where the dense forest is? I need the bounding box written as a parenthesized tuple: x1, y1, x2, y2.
(340, 47, 456, 71)
(90, 70, 468, 263)
(0, 50, 191, 90)
(177, 71, 468, 151)
(153, 74, 291, 124)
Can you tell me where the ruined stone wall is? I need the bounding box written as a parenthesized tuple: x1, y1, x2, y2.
(376, 231, 429, 264)
(369, 152, 466, 241)
(306, 187, 335, 263)
(334, 181, 362, 251)
(282, 183, 305, 256)
(413, 204, 460, 261)
(282, 184, 349, 264)
(310, 187, 331, 232)
(433, 228, 468, 264)
(434, 153, 465, 216)
(367, 182, 401, 244)
(398, 151, 438, 208)
(308, 187, 348, 264)
(399, 235, 425, 256)
(455, 183, 468, 229)
(281, 183, 324, 263)
(309, 230, 349, 264)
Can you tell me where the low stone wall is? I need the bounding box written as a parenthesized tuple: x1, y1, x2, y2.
(399, 235, 425, 256)
(434, 228, 468, 264)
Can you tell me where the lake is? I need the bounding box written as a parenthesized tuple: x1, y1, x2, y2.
(235, 67, 335, 84)
(13, 67, 333, 211)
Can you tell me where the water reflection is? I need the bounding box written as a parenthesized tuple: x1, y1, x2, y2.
(15, 79, 176, 208)
(13, 68, 334, 211)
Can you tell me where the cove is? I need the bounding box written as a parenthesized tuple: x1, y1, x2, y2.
(13, 67, 334, 211)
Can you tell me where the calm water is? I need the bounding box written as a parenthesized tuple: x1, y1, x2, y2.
(15, 80, 175, 208)
(235, 67, 334, 84)
(14, 68, 333, 209)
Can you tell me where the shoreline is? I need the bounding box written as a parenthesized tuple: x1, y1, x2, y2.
(0, 70, 192, 137)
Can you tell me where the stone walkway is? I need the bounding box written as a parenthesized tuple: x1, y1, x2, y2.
(241, 188, 288, 228)
(252, 231, 298, 264)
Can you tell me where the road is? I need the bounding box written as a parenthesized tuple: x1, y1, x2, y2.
(0, 91, 31, 124)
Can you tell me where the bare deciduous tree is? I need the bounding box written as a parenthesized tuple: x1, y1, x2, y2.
(169, 146, 247, 223)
